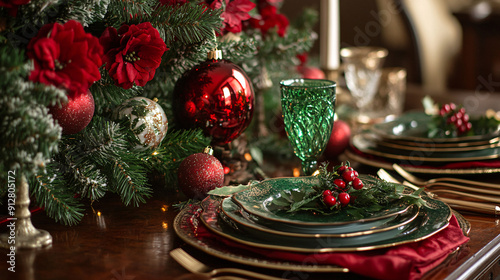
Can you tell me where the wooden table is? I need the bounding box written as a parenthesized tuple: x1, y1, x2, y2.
(1, 85, 500, 280)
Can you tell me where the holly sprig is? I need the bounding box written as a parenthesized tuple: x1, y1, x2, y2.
(423, 96, 500, 138)
(271, 162, 426, 220)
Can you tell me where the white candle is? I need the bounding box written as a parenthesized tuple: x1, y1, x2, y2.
(320, 0, 340, 70)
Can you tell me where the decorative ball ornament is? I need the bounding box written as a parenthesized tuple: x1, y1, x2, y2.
(177, 147, 224, 199)
(173, 50, 255, 146)
(298, 65, 325, 80)
(49, 90, 95, 135)
(114, 97, 168, 149)
(324, 120, 351, 159)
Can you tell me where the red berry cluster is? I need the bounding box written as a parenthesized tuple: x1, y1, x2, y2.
(439, 103, 472, 135)
(322, 165, 364, 208)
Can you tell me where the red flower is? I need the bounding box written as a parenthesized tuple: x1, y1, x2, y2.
(100, 22, 167, 90)
(250, 5, 289, 37)
(0, 0, 30, 16)
(27, 20, 103, 97)
(207, 0, 255, 34)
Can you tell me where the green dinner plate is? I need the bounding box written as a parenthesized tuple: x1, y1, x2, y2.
(352, 133, 500, 163)
(367, 132, 500, 152)
(371, 111, 500, 143)
(173, 204, 349, 273)
(221, 197, 419, 238)
(232, 176, 412, 227)
(201, 195, 451, 252)
(173, 204, 466, 272)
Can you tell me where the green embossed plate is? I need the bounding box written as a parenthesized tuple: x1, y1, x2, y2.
(232, 176, 411, 227)
(371, 111, 500, 143)
(173, 204, 349, 273)
(201, 195, 452, 252)
(352, 132, 500, 163)
(221, 197, 419, 238)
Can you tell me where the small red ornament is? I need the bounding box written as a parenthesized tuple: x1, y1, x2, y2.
(324, 120, 351, 159)
(173, 50, 254, 146)
(49, 90, 94, 135)
(298, 65, 325, 80)
(177, 147, 224, 199)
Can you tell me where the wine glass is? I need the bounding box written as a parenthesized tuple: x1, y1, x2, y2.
(280, 79, 336, 175)
(340, 47, 388, 119)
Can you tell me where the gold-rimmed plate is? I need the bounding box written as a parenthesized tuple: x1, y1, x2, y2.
(220, 197, 420, 239)
(372, 134, 500, 153)
(232, 176, 413, 228)
(200, 195, 451, 253)
(173, 204, 349, 273)
(371, 111, 500, 143)
(344, 148, 500, 174)
(383, 136, 500, 149)
(352, 133, 500, 163)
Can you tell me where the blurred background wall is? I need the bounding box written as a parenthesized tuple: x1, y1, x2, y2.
(281, 0, 500, 92)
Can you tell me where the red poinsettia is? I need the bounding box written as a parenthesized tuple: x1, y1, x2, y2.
(27, 20, 103, 96)
(250, 4, 289, 37)
(0, 0, 30, 16)
(100, 22, 167, 89)
(207, 0, 255, 34)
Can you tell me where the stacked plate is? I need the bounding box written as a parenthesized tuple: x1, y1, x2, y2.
(345, 111, 500, 174)
(173, 176, 464, 273)
(187, 176, 450, 252)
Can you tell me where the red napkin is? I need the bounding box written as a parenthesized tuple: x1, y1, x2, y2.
(193, 213, 469, 280)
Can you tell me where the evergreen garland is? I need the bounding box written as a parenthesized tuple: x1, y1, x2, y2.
(0, 0, 317, 225)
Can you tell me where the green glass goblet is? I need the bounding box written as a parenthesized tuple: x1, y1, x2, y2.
(280, 79, 336, 175)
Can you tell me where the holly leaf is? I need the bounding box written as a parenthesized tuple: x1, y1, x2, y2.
(289, 192, 322, 212)
(272, 191, 293, 206)
(207, 183, 255, 196)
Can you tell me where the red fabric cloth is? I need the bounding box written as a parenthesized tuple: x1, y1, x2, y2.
(194, 214, 469, 280)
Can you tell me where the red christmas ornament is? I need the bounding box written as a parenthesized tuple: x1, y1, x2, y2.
(173, 50, 254, 146)
(298, 65, 325, 80)
(177, 147, 225, 199)
(49, 90, 95, 135)
(324, 120, 351, 159)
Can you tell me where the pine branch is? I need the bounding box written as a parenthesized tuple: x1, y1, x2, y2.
(74, 116, 153, 206)
(57, 144, 109, 202)
(91, 71, 143, 116)
(150, 2, 223, 46)
(218, 33, 259, 63)
(3, 1, 64, 48)
(30, 169, 85, 226)
(0, 46, 64, 183)
(142, 39, 212, 104)
(104, 0, 156, 28)
(110, 152, 152, 206)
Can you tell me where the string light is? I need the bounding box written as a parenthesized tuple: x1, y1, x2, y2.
(244, 152, 252, 161)
(293, 168, 300, 177)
